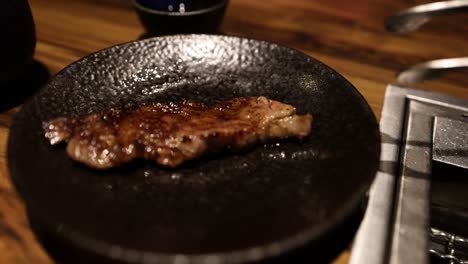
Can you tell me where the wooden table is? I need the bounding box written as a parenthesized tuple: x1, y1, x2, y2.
(1, 0, 467, 263)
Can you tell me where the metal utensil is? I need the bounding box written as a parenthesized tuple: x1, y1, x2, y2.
(385, 0, 468, 33)
(397, 57, 468, 84)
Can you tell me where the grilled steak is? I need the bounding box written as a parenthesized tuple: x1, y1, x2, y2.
(43, 97, 313, 169)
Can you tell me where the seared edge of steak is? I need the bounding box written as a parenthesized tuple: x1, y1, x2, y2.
(43, 97, 313, 169)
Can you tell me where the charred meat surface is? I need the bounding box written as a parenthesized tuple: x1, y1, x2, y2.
(43, 97, 313, 169)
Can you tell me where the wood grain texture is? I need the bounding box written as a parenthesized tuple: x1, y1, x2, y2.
(1, 0, 467, 263)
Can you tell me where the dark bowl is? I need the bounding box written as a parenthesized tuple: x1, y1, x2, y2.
(133, 0, 228, 37)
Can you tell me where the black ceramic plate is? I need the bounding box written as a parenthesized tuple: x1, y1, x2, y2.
(8, 35, 380, 263)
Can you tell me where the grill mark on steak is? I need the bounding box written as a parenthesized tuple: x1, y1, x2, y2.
(43, 97, 313, 169)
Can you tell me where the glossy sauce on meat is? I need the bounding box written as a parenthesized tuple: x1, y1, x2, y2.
(43, 97, 313, 169)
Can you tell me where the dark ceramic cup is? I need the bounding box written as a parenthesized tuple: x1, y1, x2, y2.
(0, 0, 37, 110)
(1, 0, 36, 84)
(133, 0, 228, 37)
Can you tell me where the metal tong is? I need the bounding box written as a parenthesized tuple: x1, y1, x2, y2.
(385, 0, 468, 84)
(385, 0, 468, 33)
(397, 57, 468, 84)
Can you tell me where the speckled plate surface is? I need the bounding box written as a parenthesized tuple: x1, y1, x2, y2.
(8, 35, 380, 263)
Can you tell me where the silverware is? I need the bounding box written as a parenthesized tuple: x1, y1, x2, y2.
(385, 0, 468, 33)
(397, 57, 468, 84)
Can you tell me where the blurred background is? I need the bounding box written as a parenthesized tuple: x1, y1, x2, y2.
(21, 0, 468, 117)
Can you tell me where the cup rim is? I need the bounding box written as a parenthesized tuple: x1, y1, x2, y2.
(132, 0, 228, 16)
